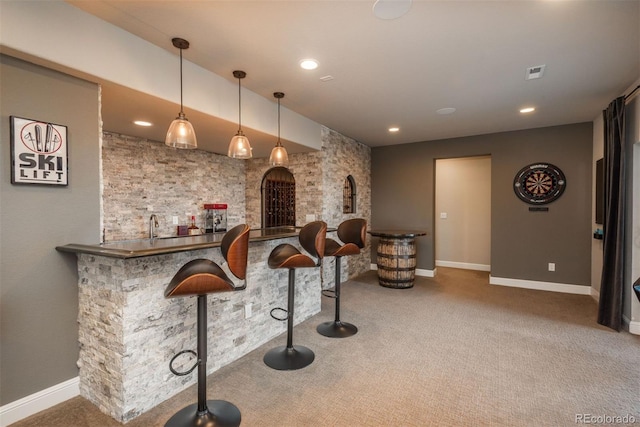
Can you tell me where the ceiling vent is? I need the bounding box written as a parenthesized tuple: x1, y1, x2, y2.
(525, 64, 546, 80)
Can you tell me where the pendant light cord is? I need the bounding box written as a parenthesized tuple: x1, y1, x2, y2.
(277, 97, 281, 143)
(237, 76, 242, 132)
(274, 92, 285, 147)
(179, 47, 184, 114)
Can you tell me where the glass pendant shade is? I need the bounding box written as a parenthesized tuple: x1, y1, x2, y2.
(165, 38, 197, 149)
(269, 142, 289, 166)
(166, 112, 197, 149)
(269, 91, 289, 166)
(228, 70, 252, 159)
(228, 131, 252, 158)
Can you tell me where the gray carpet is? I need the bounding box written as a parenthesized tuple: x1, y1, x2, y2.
(11, 268, 640, 426)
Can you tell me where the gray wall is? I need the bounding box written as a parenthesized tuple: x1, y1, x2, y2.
(0, 55, 101, 404)
(371, 123, 593, 285)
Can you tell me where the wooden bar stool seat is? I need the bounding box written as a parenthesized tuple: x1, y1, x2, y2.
(264, 221, 326, 371)
(317, 218, 366, 338)
(164, 224, 250, 427)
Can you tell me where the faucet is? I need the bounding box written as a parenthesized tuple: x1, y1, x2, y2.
(149, 214, 159, 238)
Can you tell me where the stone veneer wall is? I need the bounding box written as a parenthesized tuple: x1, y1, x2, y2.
(102, 132, 245, 241)
(104, 127, 371, 276)
(245, 126, 372, 285)
(320, 126, 372, 278)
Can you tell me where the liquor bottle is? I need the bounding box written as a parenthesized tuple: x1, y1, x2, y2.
(188, 215, 199, 235)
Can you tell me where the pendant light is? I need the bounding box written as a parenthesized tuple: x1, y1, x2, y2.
(269, 92, 289, 167)
(165, 38, 197, 149)
(227, 70, 252, 159)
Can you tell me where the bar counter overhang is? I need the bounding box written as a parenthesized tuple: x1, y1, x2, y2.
(56, 226, 306, 259)
(56, 227, 327, 422)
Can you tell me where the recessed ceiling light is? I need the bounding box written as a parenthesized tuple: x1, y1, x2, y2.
(520, 107, 535, 114)
(436, 107, 456, 115)
(388, 127, 400, 132)
(134, 120, 153, 127)
(299, 59, 319, 70)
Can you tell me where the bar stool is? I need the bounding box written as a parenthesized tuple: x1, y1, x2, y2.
(164, 224, 250, 427)
(317, 218, 366, 338)
(264, 221, 327, 370)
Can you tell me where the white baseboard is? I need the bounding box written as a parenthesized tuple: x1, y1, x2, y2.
(370, 264, 436, 278)
(0, 377, 79, 427)
(415, 268, 436, 278)
(590, 287, 600, 302)
(623, 314, 640, 335)
(435, 260, 491, 272)
(489, 276, 591, 295)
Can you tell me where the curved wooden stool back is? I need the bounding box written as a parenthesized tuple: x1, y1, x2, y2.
(268, 221, 327, 270)
(165, 224, 249, 298)
(337, 218, 367, 251)
(299, 220, 327, 264)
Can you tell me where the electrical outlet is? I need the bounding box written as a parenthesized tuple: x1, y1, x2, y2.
(172, 216, 179, 225)
(548, 263, 555, 272)
(244, 303, 252, 319)
(440, 212, 448, 219)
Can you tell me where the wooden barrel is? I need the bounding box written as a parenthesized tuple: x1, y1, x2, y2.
(376, 237, 417, 288)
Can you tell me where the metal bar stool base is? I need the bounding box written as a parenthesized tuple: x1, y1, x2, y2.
(165, 400, 241, 427)
(263, 345, 315, 370)
(316, 320, 358, 338)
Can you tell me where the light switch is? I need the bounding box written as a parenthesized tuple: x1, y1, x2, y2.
(440, 212, 448, 219)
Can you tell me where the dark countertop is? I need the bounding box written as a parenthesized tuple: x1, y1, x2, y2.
(368, 230, 427, 238)
(57, 226, 309, 259)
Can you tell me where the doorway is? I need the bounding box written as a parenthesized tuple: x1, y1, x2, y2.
(435, 156, 491, 271)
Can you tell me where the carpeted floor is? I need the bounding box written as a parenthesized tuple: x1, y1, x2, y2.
(10, 268, 640, 426)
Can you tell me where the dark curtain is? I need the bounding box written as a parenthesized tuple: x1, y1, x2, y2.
(598, 96, 626, 331)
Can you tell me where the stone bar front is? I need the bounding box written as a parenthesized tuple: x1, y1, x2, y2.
(58, 229, 325, 422)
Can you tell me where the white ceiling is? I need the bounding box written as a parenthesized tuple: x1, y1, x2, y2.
(68, 0, 639, 152)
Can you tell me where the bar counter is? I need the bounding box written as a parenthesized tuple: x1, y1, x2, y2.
(56, 226, 303, 259)
(57, 227, 329, 423)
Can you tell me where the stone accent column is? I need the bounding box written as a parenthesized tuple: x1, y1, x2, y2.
(245, 125, 372, 288)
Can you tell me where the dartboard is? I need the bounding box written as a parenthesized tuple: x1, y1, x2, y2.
(513, 163, 566, 205)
